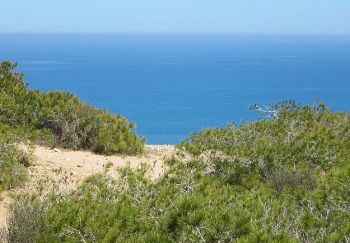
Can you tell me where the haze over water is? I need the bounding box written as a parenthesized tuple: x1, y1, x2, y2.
(1, 34, 350, 144)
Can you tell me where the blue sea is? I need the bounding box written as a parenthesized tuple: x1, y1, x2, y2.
(1, 34, 350, 144)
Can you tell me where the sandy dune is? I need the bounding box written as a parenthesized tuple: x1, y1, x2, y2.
(0, 145, 176, 230)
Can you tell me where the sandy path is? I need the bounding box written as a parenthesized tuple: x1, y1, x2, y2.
(0, 145, 175, 230)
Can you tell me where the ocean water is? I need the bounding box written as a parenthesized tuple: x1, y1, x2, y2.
(1, 34, 350, 144)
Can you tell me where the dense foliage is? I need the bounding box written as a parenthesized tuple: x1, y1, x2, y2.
(0, 61, 144, 155)
(5, 101, 350, 242)
(180, 101, 350, 180)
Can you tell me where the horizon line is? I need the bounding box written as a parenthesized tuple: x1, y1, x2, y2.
(1, 31, 350, 36)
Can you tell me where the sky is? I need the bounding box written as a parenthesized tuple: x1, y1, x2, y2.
(0, 0, 349, 34)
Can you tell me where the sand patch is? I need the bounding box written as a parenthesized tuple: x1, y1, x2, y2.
(0, 144, 176, 231)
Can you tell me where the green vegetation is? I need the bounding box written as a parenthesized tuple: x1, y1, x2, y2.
(4, 101, 350, 242)
(0, 60, 144, 194)
(0, 127, 29, 193)
(0, 60, 144, 155)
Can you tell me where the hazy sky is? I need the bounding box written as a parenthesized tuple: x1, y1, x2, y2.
(1, 0, 349, 34)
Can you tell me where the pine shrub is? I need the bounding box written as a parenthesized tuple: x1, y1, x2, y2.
(0, 61, 144, 155)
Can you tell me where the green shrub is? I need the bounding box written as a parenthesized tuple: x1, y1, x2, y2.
(0, 61, 144, 155)
(0, 62, 32, 126)
(179, 101, 350, 177)
(0, 132, 29, 192)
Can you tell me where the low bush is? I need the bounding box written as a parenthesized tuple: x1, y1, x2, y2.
(2, 196, 44, 243)
(179, 101, 350, 179)
(0, 130, 29, 193)
(267, 169, 316, 193)
(0, 61, 144, 155)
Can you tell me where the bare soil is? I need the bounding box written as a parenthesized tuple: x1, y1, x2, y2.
(0, 145, 176, 230)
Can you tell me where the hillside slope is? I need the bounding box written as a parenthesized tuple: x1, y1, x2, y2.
(0, 145, 175, 231)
